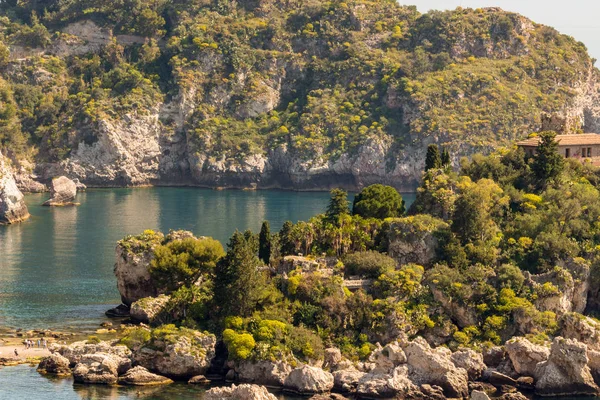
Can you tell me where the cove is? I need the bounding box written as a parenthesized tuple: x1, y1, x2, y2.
(0, 188, 415, 331)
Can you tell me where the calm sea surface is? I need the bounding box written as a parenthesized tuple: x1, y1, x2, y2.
(0, 188, 415, 400)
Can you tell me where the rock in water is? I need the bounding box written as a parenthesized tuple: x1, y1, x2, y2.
(117, 366, 173, 386)
(283, 365, 334, 394)
(233, 360, 293, 387)
(72, 353, 119, 384)
(204, 384, 277, 400)
(0, 152, 29, 224)
(42, 176, 77, 206)
(535, 337, 600, 396)
(505, 337, 550, 377)
(37, 353, 71, 376)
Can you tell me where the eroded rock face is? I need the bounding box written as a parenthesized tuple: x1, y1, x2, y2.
(133, 329, 216, 379)
(0, 152, 29, 224)
(204, 384, 278, 400)
(366, 341, 407, 374)
(404, 337, 469, 398)
(333, 368, 365, 393)
(37, 353, 71, 376)
(42, 176, 77, 206)
(283, 365, 334, 394)
(505, 337, 550, 377)
(534, 337, 599, 396)
(117, 366, 173, 386)
(233, 360, 293, 387)
(559, 313, 600, 351)
(130, 294, 171, 325)
(73, 353, 119, 384)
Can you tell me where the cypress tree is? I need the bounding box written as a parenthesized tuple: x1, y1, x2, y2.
(532, 131, 564, 185)
(258, 221, 271, 265)
(425, 144, 442, 171)
(326, 188, 350, 222)
(441, 148, 451, 167)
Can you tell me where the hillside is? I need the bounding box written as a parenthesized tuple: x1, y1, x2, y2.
(0, 0, 599, 190)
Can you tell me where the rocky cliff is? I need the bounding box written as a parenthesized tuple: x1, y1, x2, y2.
(0, 151, 29, 224)
(0, 3, 599, 191)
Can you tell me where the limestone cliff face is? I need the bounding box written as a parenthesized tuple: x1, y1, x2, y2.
(0, 151, 29, 224)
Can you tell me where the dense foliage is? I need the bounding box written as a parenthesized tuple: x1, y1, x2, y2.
(0, 1, 595, 168)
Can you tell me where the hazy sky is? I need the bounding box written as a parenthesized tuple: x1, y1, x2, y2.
(406, 0, 600, 61)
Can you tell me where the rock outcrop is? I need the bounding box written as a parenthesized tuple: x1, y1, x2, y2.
(231, 360, 293, 387)
(534, 337, 600, 396)
(204, 384, 277, 400)
(451, 349, 486, 381)
(73, 353, 119, 384)
(386, 216, 448, 267)
(559, 313, 600, 351)
(356, 366, 417, 399)
(283, 365, 334, 394)
(333, 368, 365, 393)
(130, 294, 171, 325)
(404, 337, 469, 398)
(0, 152, 29, 224)
(42, 176, 78, 206)
(117, 366, 173, 386)
(53, 340, 132, 374)
(133, 329, 216, 379)
(505, 337, 550, 377)
(37, 353, 71, 376)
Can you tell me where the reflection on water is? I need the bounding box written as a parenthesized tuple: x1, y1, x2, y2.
(0, 365, 300, 400)
(0, 188, 416, 330)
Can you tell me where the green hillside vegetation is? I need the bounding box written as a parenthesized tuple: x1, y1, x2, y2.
(119, 145, 600, 364)
(0, 1, 595, 165)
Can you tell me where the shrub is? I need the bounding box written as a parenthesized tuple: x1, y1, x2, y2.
(343, 251, 397, 279)
(223, 328, 256, 360)
(353, 184, 405, 219)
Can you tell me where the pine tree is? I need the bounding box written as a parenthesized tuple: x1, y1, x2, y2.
(425, 144, 442, 171)
(532, 131, 564, 185)
(258, 221, 271, 265)
(326, 188, 349, 221)
(213, 230, 266, 318)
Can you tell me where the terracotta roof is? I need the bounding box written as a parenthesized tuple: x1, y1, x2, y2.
(517, 134, 600, 147)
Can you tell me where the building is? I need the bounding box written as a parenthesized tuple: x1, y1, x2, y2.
(517, 133, 600, 161)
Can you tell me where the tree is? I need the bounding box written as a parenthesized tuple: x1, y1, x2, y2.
(441, 148, 451, 167)
(532, 131, 564, 185)
(258, 221, 271, 264)
(353, 184, 405, 219)
(149, 237, 225, 292)
(279, 221, 295, 256)
(326, 189, 349, 221)
(213, 230, 267, 318)
(425, 144, 442, 171)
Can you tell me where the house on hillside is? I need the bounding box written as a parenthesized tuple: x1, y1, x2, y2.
(517, 134, 600, 162)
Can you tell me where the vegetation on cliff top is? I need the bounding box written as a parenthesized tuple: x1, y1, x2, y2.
(0, 1, 595, 166)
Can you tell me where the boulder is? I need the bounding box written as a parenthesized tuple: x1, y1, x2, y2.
(188, 375, 211, 385)
(133, 328, 216, 379)
(309, 394, 349, 400)
(37, 353, 71, 375)
(0, 152, 29, 224)
(117, 366, 173, 386)
(332, 368, 365, 392)
(130, 295, 171, 325)
(53, 340, 132, 374)
(504, 337, 549, 377)
(367, 341, 407, 374)
(72, 353, 119, 384)
(42, 176, 77, 206)
(451, 349, 486, 380)
(234, 360, 293, 387)
(471, 390, 491, 400)
(404, 337, 469, 398)
(534, 337, 599, 396)
(284, 365, 334, 394)
(204, 384, 277, 400)
(356, 366, 417, 398)
(323, 347, 342, 371)
(483, 346, 506, 368)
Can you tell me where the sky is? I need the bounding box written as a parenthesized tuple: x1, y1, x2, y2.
(406, 0, 600, 61)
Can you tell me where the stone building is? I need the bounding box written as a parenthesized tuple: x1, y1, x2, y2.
(517, 134, 600, 162)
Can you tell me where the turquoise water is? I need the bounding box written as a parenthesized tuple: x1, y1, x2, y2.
(0, 188, 415, 331)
